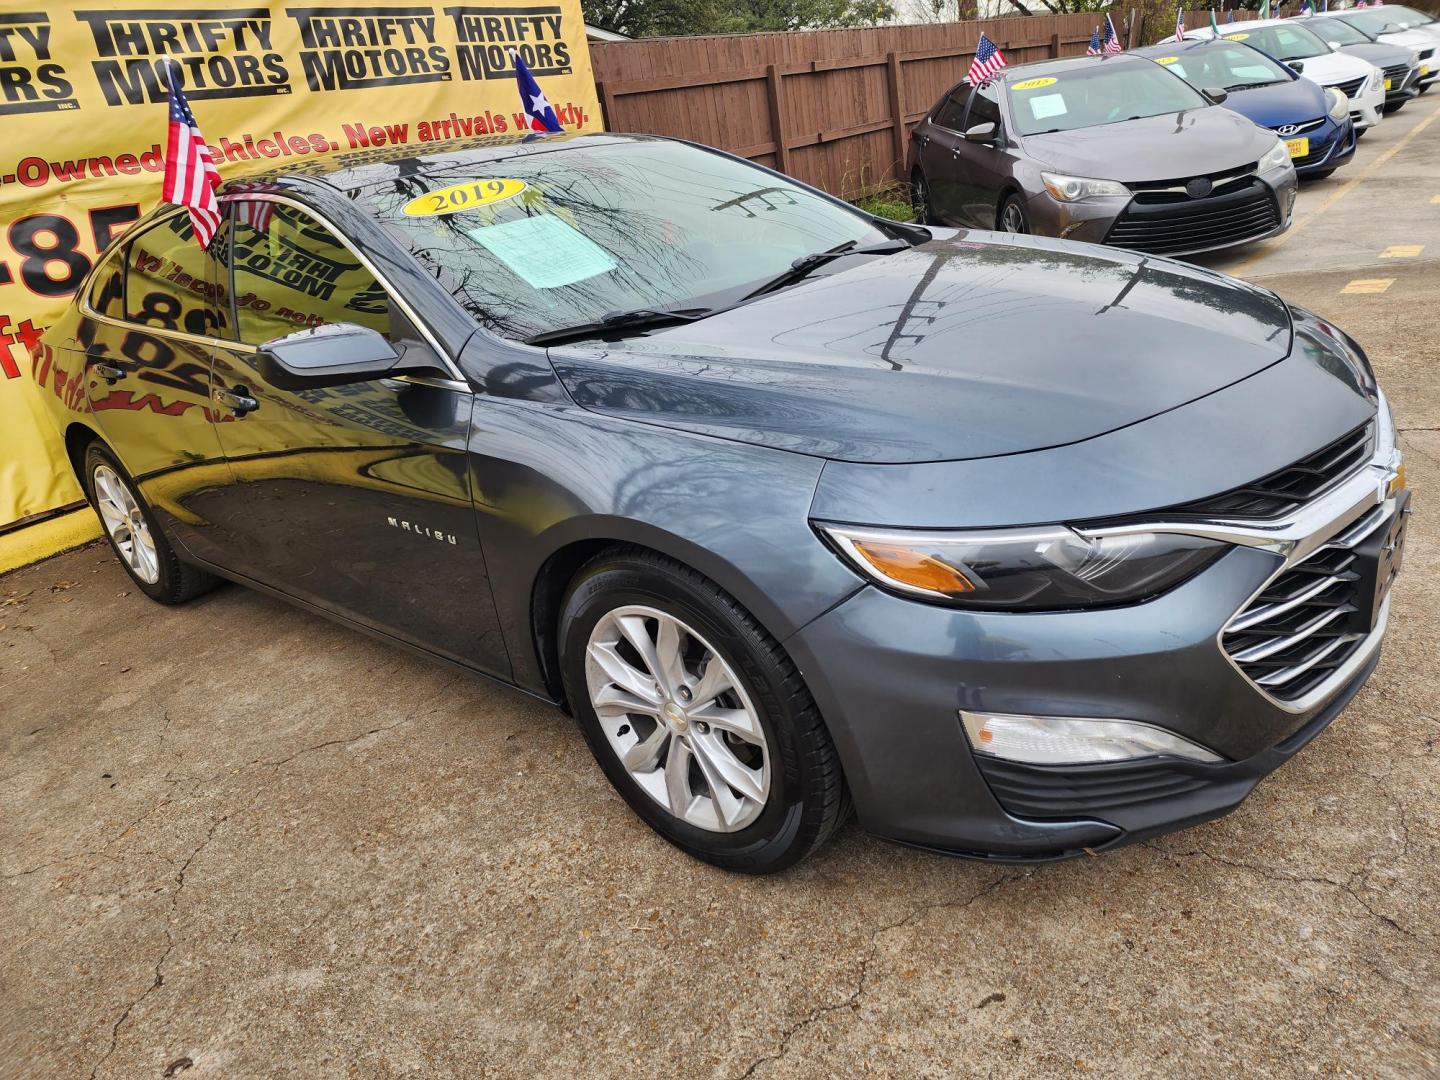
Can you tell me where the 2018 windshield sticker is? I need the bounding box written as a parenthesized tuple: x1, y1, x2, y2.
(403, 179, 528, 217)
(1011, 77, 1058, 91)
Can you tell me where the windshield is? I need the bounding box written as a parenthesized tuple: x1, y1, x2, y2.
(1150, 44, 1292, 90)
(360, 139, 889, 341)
(1306, 18, 1371, 46)
(1342, 8, 1432, 33)
(1006, 62, 1208, 136)
(1221, 25, 1330, 61)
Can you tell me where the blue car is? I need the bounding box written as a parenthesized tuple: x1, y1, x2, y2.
(1134, 38, 1356, 179)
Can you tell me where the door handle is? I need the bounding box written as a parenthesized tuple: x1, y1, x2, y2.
(93, 362, 126, 384)
(213, 385, 259, 417)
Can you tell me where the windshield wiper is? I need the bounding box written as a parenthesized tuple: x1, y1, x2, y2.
(525, 306, 712, 347)
(742, 238, 912, 300)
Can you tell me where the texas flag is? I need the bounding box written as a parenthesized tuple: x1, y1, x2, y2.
(512, 50, 562, 132)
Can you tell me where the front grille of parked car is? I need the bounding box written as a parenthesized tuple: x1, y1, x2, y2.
(1420, 48, 1435, 62)
(1383, 63, 1413, 86)
(1271, 117, 1327, 137)
(1290, 140, 1334, 169)
(1329, 76, 1368, 99)
(1161, 421, 1375, 520)
(1221, 502, 1401, 703)
(1104, 180, 1279, 256)
(974, 755, 1213, 821)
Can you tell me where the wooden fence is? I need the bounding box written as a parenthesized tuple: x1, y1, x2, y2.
(589, 9, 1262, 198)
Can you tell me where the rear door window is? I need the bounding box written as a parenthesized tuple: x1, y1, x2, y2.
(123, 214, 223, 338)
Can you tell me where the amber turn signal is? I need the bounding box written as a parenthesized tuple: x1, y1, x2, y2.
(848, 539, 977, 597)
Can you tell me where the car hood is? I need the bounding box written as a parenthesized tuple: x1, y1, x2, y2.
(548, 232, 1294, 465)
(1289, 49, 1377, 85)
(1339, 41, 1415, 67)
(1376, 28, 1440, 49)
(1222, 77, 1329, 126)
(1017, 108, 1276, 183)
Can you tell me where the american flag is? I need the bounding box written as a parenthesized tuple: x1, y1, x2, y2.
(1300, 0, 1313, 13)
(161, 62, 221, 248)
(512, 50, 562, 132)
(235, 199, 274, 234)
(1175, 7, 1186, 41)
(968, 33, 1007, 84)
(1356, 0, 1369, 8)
(1087, 26, 1102, 55)
(1103, 13, 1124, 53)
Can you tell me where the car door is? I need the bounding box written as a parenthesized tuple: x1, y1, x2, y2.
(917, 87, 970, 223)
(77, 212, 234, 564)
(951, 81, 1014, 228)
(199, 198, 510, 678)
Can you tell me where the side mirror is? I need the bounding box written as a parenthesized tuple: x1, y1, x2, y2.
(1288, 60, 1306, 74)
(259, 322, 414, 390)
(1202, 86, 1230, 104)
(963, 121, 999, 143)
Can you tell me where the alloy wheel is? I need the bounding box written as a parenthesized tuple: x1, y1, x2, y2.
(92, 464, 160, 585)
(1001, 200, 1028, 234)
(584, 605, 771, 833)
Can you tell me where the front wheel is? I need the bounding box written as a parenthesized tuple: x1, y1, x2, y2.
(559, 548, 850, 873)
(911, 168, 937, 225)
(999, 193, 1030, 235)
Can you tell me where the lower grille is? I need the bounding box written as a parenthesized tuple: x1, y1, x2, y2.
(1291, 140, 1335, 169)
(1382, 63, 1412, 88)
(1330, 76, 1367, 99)
(1222, 501, 1404, 703)
(975, 755, 1212, 821)
(1106, 180, 1279, 256)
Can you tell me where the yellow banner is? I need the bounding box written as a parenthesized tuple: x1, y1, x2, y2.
(0, 0, 600, 543)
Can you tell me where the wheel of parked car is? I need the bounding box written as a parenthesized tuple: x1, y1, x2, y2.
(999, 193, 1030, 235)
(910, 168, 937, 225)
(559, 547, 850, 873)
(84, 443, 217, 605)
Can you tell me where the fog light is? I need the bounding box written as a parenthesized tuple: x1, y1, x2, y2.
(960, 711, 1224, 765)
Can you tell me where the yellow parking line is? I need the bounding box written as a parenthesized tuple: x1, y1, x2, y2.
(1432, 195, 1440, 205)
(1380, 244, 1425, 258)
(1341, 278, 1394, 294)
(1232, 104, 1440, 277)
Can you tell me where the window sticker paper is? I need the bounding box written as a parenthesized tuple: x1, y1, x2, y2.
(466, 215, 618, 290)
(1029, 93, 1068, 120)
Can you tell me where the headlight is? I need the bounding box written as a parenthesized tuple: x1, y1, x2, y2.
(1260, 137, 1292, 172)
(961, 711, 1224, 764)
(818, 524, 1227, 610)
(1369, 66, 1385, 91)
(1326, 86, 1349, 121)
(1040, 172, 1129, 202)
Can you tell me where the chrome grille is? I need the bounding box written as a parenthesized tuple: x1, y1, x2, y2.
(1329, 76, 1367, 99)
(1383, 63, 1413, 85)
(1222, 504, 1394, 703)
(1271, 117, 1326, 136)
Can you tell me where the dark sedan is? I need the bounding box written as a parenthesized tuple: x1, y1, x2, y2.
(909, 54, 1297, 258)
(37, 133, 1405, 871)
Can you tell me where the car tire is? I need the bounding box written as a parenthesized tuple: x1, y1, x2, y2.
(558, 547, 850, 873)
(911, 168, 938, 225)
(84, 443, 218, 605)
(999, 193, 1030, 235)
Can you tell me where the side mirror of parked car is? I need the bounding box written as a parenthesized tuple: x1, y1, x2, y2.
(1202, 86, 1230, 104)
(259, 323, 426, 390)
(1288, 61, 1306, 74)
(963, 121, 998, 144)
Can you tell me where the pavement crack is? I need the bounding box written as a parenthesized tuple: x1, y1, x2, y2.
(730, 871, 1025, 1080)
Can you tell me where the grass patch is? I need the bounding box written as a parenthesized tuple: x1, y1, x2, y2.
(852, 183, 915, 222)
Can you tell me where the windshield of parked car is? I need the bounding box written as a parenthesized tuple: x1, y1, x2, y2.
(1006, 62, 1209, 136)
(1221, 24, 1330, 61)
(360, 139, 891, 341)
(1151, 43, 1293, 90)
(1342, 8, 1432, 33)
(1305, 18, 1372, 46)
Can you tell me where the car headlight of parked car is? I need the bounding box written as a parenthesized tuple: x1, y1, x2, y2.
(1326, 87, 1350, 121)
(1259, 137, 1293, 173)
(1368, 66, 1385, 91)
(818, 524, 1226, 609)
(1040, 172, 1130, 202)
(960, 711, 1225, 765)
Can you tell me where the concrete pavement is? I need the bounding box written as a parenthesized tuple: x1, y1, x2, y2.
(3, 96, 1440, 1079)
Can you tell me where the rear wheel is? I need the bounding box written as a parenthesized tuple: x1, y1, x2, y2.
(85, 444, 218, 605)
(911, 168, 937, 225)
(559, 548, 849, 873)
(999, 193, 1030, 235)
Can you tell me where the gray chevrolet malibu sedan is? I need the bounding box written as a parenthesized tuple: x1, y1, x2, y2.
(910, 54, 1299, 256)
(38, 133, 1404, 872)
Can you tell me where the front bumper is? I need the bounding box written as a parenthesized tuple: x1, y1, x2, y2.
(790, 412, 1404, 860)
(1285, 118, 1357, 178)
(1032, 168, 1296, 258)
(1345, 80, 1385, 129)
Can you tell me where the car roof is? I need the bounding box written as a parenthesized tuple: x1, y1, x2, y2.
(216, 131, 657, 198)
(1131, 38, 1246, 57)
(983, 52, 1156, 83)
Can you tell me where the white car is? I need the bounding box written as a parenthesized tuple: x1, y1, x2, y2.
(1315, 8, 1440, 93)
(1181, 20, 1386, 131)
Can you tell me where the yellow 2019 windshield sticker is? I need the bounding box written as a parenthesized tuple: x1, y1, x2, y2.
(1155, 56, 1180, 65)
(1225, 33, 1250, 41)
(1011, 77, 1058, 90)
(402, 178, 528, 217)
